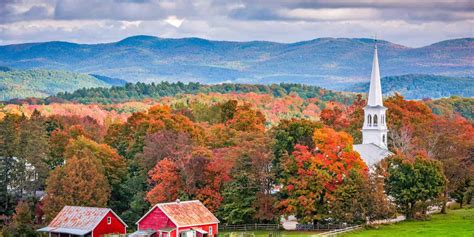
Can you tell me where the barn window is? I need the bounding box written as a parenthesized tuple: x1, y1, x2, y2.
(367, 115, 372, 126)
(373, 115, 378, 126)
(107, 217, 111, 224)
(209, 226, 213, 236)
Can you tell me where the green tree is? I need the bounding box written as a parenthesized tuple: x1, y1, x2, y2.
(0, 114, 22, 215)
(218, 154, 258, 224)
(385, 154, 446, 219)
(18, 110, 50, 196)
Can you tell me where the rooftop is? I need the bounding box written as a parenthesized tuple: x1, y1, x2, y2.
(37, 206, 126, 235)
(150, 200, 219, 227)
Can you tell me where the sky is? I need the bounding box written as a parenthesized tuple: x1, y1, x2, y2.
(0, 0, 473, 47)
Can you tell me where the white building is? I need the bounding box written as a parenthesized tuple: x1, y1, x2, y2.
(353, 44, 392, 167)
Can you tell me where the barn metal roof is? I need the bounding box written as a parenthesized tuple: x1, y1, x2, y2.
(37, 206, 127, 234)
(37, 227, 90, 235)
(139, 200, 219, 227)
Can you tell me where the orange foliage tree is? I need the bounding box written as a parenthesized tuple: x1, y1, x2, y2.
(278, 127, 368, 223)
(43, 155, 111, 221)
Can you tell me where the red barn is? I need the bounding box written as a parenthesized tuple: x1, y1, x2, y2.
(132, 200, 219, 237)
(37, 206, 127, 237)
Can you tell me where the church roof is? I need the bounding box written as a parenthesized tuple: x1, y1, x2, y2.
(354, 143, 392, 166)
(367, 46, 384, 107)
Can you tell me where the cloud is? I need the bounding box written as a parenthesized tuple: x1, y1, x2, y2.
(0, 0, 472, 47)
(165, 16, 184, 28)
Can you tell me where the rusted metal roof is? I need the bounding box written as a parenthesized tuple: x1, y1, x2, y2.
(45, 206, 124, 231)
(157, 200, 219, 227)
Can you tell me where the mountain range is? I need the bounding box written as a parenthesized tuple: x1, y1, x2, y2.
(0, 36, 472, 89)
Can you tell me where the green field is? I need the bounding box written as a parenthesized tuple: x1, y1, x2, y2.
(344, 208, 474, 237)
(220, 208, 474, 237)
(219, 230, 322, 237)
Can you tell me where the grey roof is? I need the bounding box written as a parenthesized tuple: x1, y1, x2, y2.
(354, 143, 392, 167)
(37, 227, 91, 235)
(129, 230, 157, 237)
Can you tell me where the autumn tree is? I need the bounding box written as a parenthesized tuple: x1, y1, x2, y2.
(320, 103, 350, 131)
(385, 94, 474, 213)
(105, 105, 202, 159)
(147, 158, 181, 204)
(64, 136, 127, 213)
(227, 104, 265, 132)
(136, 130, 193, 171)
(65, 136, 126, 184)
(270, 119, 322, 177)
(43, 155, 111, 221)
(278, 127, 367, 223)
(11, 201, 35, 235)
(365, 164, 396, 221)
(385, 154, 445, 219)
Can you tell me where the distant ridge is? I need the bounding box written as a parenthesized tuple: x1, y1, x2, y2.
(0, 36, 472, 88)
(0, 69, 115, 100)
(345, 74, 474, 100)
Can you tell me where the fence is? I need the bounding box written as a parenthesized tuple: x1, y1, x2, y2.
(317, 225, 362, 237)
(219, 223, 359, 232)
(295, 223, 356, 231)
(219, 224, 280, 231)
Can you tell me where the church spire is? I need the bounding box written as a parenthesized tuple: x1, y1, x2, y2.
(361, 40, 388, 149)
(367, 43, 383, 106)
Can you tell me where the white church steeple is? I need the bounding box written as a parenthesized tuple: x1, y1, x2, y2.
(368, 44, 383, 106)
(362, 43, 388, 149)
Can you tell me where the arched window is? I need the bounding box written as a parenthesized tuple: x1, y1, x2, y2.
(374, 115, 378, 126)
(382, 115, 385, 125)
(367, 115, 372, 126)
(382, 134, 386, 144)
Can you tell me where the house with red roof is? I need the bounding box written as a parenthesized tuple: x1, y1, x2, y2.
(131, 200, 219, 237)
(37, 206, 127, 237)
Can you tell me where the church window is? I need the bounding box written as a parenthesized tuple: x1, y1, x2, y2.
(367, 115, 372, 126)
(373, 115, 378, 126)
(383, 134, 386, 143)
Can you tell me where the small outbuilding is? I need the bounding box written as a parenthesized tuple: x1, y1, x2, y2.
(132, 200, 219, 237)
(37, 206, 127, 237)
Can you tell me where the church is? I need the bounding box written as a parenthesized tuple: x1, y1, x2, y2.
(353, 44, 392, 167)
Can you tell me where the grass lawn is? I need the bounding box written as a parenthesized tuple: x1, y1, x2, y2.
(343, 208, 474, 237)
(219, 230, 322, 237)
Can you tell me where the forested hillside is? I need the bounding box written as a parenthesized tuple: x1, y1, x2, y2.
(1, 93, 472, 234)
(37, 82, 353, 104)
(346, 74, 474, 99)
(0, 69, 114, 100)
(0, 36, 472, 86)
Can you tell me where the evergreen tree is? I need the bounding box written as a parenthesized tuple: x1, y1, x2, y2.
(218, 154, 258, 224)
(0, 114, 22, 215)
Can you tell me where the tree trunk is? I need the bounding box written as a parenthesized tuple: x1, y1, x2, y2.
(441, 188, 448, 214)
(406, 202, 415, 220)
